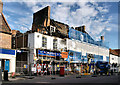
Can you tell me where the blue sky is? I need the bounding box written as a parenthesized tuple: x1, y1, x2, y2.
(2, 1, 119, 49)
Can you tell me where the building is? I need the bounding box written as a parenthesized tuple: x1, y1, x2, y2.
(0, 0, 16, 73)
(27, 32, 68, 74)
(11, 30, 31, 73)
(28, 6, 109, 74)
(66, 27, 109, 74)
(109, 49, 120, 72)
(32, 6, 69, 38)
(14, 6, 110, 75)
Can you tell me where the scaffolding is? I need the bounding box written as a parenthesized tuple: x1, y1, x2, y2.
(69, 27, 109, 48)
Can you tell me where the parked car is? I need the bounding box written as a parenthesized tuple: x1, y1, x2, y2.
(95, 61, 110, 75)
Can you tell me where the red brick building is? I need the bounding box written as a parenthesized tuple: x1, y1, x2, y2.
(0, 0, 16, 73)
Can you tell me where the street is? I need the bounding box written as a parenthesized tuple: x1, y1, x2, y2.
(1, 74, 120, 85)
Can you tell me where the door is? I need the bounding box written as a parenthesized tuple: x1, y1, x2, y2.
(5, 60, 9, 72)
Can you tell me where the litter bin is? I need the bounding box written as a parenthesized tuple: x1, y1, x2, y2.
(60, 66, 64, 76)
(4, 70, 8, 81)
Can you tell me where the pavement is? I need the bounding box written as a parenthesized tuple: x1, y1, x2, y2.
(1, 73, 120, 84)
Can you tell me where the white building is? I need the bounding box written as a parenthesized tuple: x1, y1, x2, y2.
(28, 31, 109, 64)
(28, 32, 67, 64)
(110, 54, 118, 64)
(67, 39, 109, 63)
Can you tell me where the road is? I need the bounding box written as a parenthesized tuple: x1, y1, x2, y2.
(1, 74, 120, 85)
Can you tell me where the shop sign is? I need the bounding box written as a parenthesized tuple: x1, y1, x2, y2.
(61, 52, 68, 58)
(0, 48, 15, 55)
(38, 50, 61, 57)
(31, 67, 36, 73)
(24, 65, 27, 68)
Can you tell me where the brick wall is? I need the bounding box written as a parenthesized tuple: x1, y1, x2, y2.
(0, 13, 11, 33)
(16, 33, 28, 48)
(0, 1, 3, 13)
(50, 20, 69, 38)
(0, 33, 11, 49)
(32, 6, 50, 33)
(32, 6, 69, 38)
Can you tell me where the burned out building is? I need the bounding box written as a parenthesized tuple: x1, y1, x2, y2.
(32, 6, 69, 38)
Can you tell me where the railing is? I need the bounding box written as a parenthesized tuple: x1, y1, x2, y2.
(69, 28, 109, 48)
(16, 61, 27, 73)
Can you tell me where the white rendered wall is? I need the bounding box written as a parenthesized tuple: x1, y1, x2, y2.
(28, 32, 109, 62)
(67, 39, 109, 62)
(110, 54, 118, 64)
(28, 32, 67, 51)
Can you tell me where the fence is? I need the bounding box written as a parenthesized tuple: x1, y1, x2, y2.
(16, 61, 27, 73)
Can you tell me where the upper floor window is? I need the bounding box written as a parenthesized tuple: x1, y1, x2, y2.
(112, 58, 114, 60)
(53, 39, 57, 50)
(42, 36, 47, 48)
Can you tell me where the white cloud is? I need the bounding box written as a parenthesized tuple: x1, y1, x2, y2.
(4, 14, 10, 19)
(31, 6, 42, 13)
(19, 26, 28, 31)
(106, 28, 111, 31)
(4, 1, 114, 40)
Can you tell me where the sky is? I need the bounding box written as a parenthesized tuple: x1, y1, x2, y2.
(2, 0, 119, 49)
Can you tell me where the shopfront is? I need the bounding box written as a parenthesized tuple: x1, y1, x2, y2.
(35, 49, 61, 75)
(0, 48, 16, 73)
(37, 49, 61, 62)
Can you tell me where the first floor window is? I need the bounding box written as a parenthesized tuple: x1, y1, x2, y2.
(53, 39, 57, 50)
(42, 36, 47, 48)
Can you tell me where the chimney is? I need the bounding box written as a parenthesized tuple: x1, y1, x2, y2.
(101, 36, 104, 41)
(82, 25, 85, 31)
(0, 0, 3, 13)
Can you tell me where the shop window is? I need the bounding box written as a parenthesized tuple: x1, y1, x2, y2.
(53, 39, 57, 50)
(51, 57, 55, 60)
(47, 57, 51, 59)
(42, 36, 47, 48)
(43, 56, 46, 59)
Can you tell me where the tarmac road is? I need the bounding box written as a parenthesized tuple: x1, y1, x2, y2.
(1, 74, 120, 85)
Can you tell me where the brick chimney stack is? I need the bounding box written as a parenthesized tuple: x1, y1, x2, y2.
(0, 0, 3, 13)
(101, 36, 104, 42)
(83, 25, 85, 31)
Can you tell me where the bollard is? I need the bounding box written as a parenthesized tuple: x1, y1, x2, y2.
(4, 70, 8, 81)
(92, 70, 97, 77)
(60, 66, 65, 77)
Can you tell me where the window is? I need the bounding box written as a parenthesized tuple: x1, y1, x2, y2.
(112, 58, 114, 60)
(42, 36, 47, 48)
(43, 56, 46, 59)
(50, 26, 56, 33)
(37, 35, 39, 38)
(53, 39, 57, 50)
